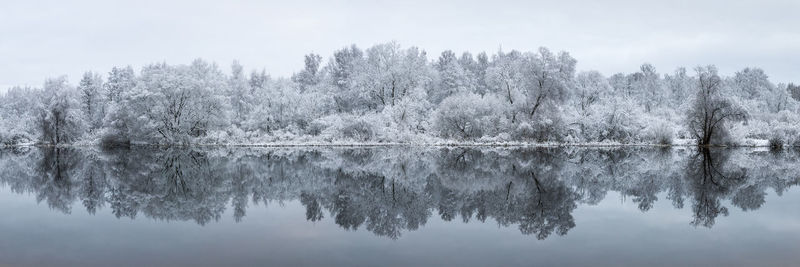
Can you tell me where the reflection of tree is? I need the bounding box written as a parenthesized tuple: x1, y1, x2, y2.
(683, 149, 746, 227)
(80, 153, 107, 214)
(327, 170, 430, 239)
(0, 147, 799, 239)
(731, 185, 765, 211)
(514, 173, 577, 239)
(428, 148, 578, 239)
(300, 192, 324, 222)
(33, 148, 81, 213)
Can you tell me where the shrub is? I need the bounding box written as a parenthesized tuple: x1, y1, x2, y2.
(512, 113, 565, 142)
(433, 93, 507, 140)
(648, 122, 674, 145)
(306, 120, 327, 136)
(656, 131, 673, 146)
(307, 115, 344, 137)
(340, 119, 375, 141)
(100, 133, 131, 149)
(768, 133, 784, 150)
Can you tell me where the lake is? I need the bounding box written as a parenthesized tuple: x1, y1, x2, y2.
(0, 146, 798, 266)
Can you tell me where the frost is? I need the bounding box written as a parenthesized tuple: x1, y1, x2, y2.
(0, 44, 798, 147)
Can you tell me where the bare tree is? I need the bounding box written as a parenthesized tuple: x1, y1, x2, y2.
(687, 66, 747, 146)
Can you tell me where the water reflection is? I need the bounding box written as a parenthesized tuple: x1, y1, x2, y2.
(0, 147, 798, 239)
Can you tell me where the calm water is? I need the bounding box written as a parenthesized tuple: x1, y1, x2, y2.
(0, 147, 798, 266)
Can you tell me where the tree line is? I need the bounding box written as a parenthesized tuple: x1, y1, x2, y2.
(1, 42, 798, 147)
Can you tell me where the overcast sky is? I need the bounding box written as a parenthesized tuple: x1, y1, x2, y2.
(1, 0, 798, 92)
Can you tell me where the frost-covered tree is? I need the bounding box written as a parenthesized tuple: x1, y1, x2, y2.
(329, 45, 364, 90)
(456, 52, 484, 94)
(636, 63, 663, 111)
(788, 83, 800, 101)
(0, 86, 38, 144)
(432, 50, 475, 103)
(228, 61, 252, 126)
(607, 64, 663, 112)
(126, 60, 228, 143)
(731, 67, 788, 113)
(573, 71, 609, 115)
(293, 53, 323, 91)
(664, 67, 694, 106)
(246, 78, 333, 134)
(105, 66, 136, 102)
(248, 69, 269, 93)
(2, 42, 797, 146)
(78, 71, 104, 131)
(433, 93, 507, 140)
(380, 86, 431, 135)
(100, 97, 134, 147)
(474, 52, 490, 92)
(687, 66, 747, 146)
(101, 66, 137, 145)
(770, 83, 795, 113)
(326, 45, 364, 112)
(607, 73, 629, 96)
(37, 76, 83, 144)
(351, 43, 432, 110)
(523, 47, 576, 119)
(732, 68, 773, 100)
(486, 50, 526, 106)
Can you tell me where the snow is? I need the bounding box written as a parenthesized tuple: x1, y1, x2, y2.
(1, 43, 799, 148)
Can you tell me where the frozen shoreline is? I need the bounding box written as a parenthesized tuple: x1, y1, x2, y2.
(1, 138, 787, 149)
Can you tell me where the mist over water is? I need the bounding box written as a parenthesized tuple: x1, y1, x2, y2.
(0, 146, 799, 266)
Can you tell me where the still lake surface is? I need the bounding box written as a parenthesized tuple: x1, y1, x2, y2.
(0, 146, 798, 266)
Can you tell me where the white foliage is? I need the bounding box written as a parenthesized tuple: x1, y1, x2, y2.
(1, 43, 797, 146)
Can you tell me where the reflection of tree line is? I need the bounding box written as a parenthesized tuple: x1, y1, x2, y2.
(0, 147, 798, 239)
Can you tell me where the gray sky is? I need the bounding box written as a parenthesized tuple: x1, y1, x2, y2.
(1, 0, 798, 92)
